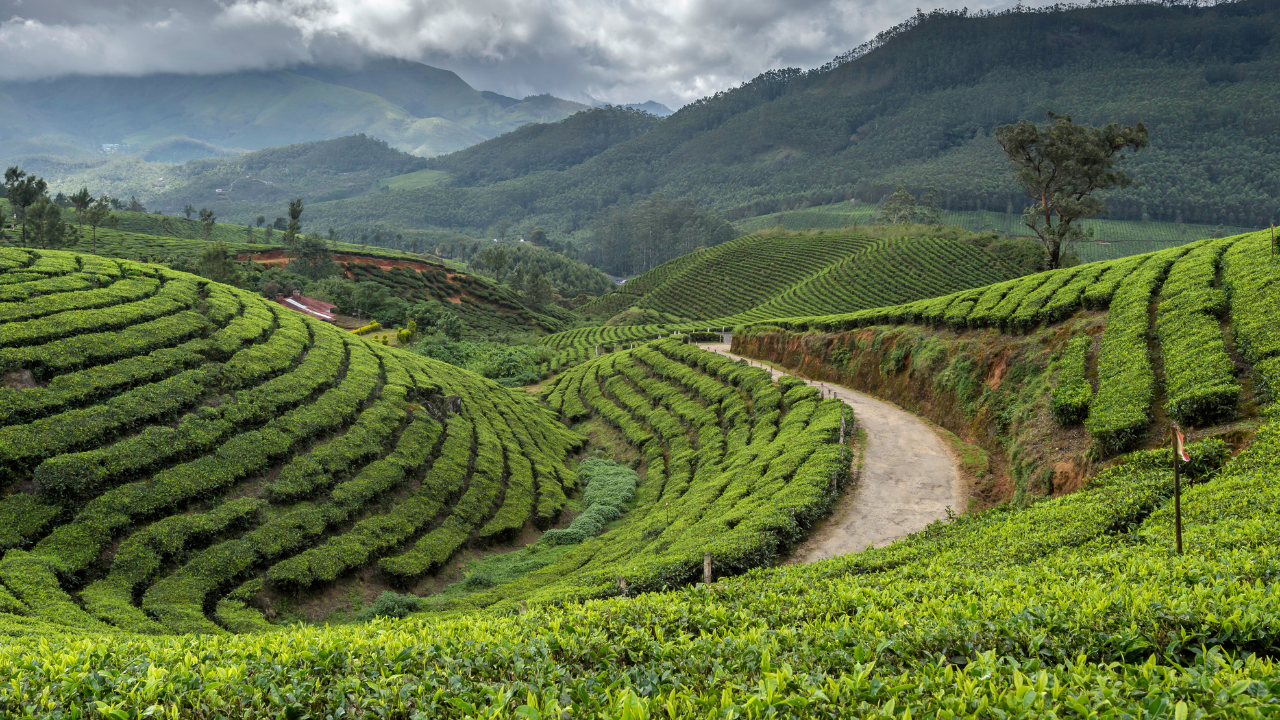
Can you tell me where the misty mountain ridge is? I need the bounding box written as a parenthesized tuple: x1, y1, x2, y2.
(0, 57, 590, 164)
(584, 95, 674, 117)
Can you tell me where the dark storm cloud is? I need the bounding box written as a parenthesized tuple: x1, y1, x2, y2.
(0, 0, 1038, 107)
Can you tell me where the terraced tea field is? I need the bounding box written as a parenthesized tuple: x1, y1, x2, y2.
(5, 404, 1279, 716)
(551, 231, 1025, 375)
(0, 247, 589, 633)
(748, 230, 1279, 457)
(733, 200, 1258, 262)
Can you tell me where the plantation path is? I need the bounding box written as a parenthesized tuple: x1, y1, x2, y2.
(699, 344, 965, 561)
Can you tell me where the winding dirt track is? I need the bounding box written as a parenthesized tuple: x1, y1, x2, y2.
(700, 344, 965, 562)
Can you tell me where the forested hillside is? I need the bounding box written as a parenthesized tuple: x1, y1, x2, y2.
(244, 1, 1280, 267)
(34, 136, 432, 215)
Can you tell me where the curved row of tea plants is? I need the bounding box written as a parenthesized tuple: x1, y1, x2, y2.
(752, 232, 1272, 453)
(3, 412, 1277, 716)
(0, 248, 583, 634)
(471, 337, 853, 607)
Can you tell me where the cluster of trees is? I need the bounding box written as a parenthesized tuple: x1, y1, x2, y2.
(2, 166, 120, 252)
(582, 194, 734, 276)
(430, 232, 614, 300)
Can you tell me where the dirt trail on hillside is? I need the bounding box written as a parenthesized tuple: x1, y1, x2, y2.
(700, 344, 965, 562)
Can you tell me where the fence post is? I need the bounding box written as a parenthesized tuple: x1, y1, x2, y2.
(703, 552, 712, 585)
(619, 576, 627, 596)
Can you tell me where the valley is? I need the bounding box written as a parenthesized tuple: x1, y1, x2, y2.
(2, 1, 1280, 717)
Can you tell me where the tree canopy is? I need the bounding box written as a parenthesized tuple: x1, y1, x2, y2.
(996, 111, 1148, 269)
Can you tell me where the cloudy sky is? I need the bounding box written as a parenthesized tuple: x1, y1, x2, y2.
(0, 0, 1043, 108)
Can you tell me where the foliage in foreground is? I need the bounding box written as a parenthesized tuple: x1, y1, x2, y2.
(1, 424, 1278, 716)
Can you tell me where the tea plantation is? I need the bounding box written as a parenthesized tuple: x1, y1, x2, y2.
(546, 230, 1025, 375)
(752, 231, 1278, 456)
(4, 228, 1280, 717)
(0, 247, 615, 633)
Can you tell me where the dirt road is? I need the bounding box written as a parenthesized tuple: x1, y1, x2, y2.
(700, 344, 965, 561)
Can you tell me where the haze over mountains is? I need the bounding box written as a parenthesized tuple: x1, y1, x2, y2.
(0, 58, 596, 162)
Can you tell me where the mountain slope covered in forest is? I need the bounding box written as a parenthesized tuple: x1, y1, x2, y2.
(265, 1, 1280, 247)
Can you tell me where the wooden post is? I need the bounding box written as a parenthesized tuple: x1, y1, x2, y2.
(1172, 427, 1183, 555)
(619, 576, 627, 596)
(1272, 223, 1276, 261)
(703, 552, 712, 585)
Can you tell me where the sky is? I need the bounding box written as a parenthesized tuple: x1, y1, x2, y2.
(0, 0, 1048, 109)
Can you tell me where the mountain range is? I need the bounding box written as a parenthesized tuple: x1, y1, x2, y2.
(0, 58, 592, 162)
(16, 1, 1280, 257)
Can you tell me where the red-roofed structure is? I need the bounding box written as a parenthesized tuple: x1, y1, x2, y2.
(275, 290, 337, 322)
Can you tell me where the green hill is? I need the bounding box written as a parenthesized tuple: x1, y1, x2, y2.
(3, 235, 1280, 718)
(3, 253, 1280, 713)
(747, 231, 1278, 453)
(0, 58, 590, 163)
(580, 228, 1028, 323)
(33, 135, 433, 215)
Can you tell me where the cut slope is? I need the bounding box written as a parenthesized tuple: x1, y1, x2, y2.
(745, 230, 1277, 458)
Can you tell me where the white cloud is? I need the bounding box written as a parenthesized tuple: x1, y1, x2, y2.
(0, 0, 1039, 108)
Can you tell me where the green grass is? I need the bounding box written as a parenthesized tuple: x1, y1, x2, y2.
(380, 168, 449, 191)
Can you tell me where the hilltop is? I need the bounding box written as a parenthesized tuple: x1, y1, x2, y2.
(0, 58, 589, 163)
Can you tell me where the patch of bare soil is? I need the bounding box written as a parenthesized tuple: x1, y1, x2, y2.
(2, 369, 37, 389)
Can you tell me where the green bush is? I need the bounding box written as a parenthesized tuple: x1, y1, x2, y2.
(1051, 335, 1093, 426)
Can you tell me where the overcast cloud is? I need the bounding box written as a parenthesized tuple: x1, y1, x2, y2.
(0, 0, 1040, 108)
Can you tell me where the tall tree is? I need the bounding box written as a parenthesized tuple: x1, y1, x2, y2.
(527, 268, 553, 310)
(255, 215, 266, 228)
(198, 240, 241, 285)
(28, 195, 66, 249)
(292, 234, 338, 280)
(877, 186, 917, 224)
(481, 245, 509, 283)
(198, 208, 216, 241)
(127, 196, 146, 213)
(283, 198, 303, 247)
(69, 187, 93, 232)
(996, 111, 1148, 269)
(4, 166, 47, 248)
(183, 204, 196, 219)
(84, 196, 117, 255)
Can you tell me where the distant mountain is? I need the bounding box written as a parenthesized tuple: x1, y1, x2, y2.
(624, 101, 674, 117)
(0, 58, 590, 163)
